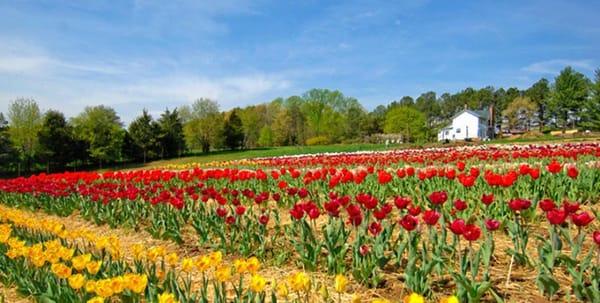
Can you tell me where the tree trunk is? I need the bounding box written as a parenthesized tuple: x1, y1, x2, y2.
(143, 150, 147, 164)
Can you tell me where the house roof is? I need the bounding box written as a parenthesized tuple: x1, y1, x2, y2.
(451, 108, 490, 121)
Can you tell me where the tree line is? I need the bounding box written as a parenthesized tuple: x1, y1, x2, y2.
(1, 66, 599, 175)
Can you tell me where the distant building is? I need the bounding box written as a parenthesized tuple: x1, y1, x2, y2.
(438, 108, 494, 141)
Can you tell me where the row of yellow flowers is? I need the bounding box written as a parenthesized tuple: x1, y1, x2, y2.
(1, 205, 460, 303)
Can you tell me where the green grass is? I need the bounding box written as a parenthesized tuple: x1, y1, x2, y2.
(114, 143, 395, 170)
(103, 134, 600, 171)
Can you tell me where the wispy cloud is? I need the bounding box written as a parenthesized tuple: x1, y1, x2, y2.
(522, 59, 595, 75)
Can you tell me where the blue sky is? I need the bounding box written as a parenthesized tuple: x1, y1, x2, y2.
(1, 0, 599, 123)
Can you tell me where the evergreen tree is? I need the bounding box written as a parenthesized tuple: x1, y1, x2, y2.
(128, 109, 159, 163)
(38, 110, 76, 172)
(581, 69, 600, 130)
(157, 108, 185, 158)
(223, 109, 244, 150)
(550, 67, 590, 131)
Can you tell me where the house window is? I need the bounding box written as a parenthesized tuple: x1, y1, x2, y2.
(456, 128, 461, 133)
(445, 130, 449, 135)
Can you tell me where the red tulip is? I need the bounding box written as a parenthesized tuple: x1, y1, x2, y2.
(485, 219, 500, 231)
(453, 199, 467, 211)
(235, 205, 246, 216)
(359, 244, 370, 256)
(529, 168, 540, 180)
(567, 166, 578, 179)
(463, 224, 481, 241)
(546, 160, 562, 174)
(428, 191, 448, 205)
(259, 214, 269, 225)
(593, 231, 600, 246)
(546, 209, 567, 225)
(308, 207, 320, 220)
(225, 216, 235, 225)
(538, 199, 556, 212)
(400, 215, 418, 231)
(571, 212, 594, 227)
(481, 193, 494, 206)
(562, 201, 580, 214)
(369, 222, 382, 236)
(408, 205, 421, 216)
(508, 198, 531, 212)
(422, 209, 441, 225)
(449, 219, 466, 235)
(216, 206, 227, 218)
(394, 196, 411, 209)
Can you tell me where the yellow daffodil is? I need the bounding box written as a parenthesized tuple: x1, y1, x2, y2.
(246, 257, 261, 274)
(165, 252, 179, 267)
(403, 293, 425, 303)
(109, 276, 125, 294)
(234, 259, 248, 274)
(214, 266, 231, 283)
(158, 292, 178, 303)
(249, 274, 267, 293)
(351, 293, 362, 303)
(181, 257, 194, 273)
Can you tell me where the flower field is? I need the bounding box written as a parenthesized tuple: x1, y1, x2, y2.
(1, 143, 600, 303)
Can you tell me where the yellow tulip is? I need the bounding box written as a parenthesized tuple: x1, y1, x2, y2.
(86, 261, 102, 275)
(85, 281, 97, 293)
(351, 293, 362, 303)
(209, 251, 223, 266)
(87, 296, 104, 303)
(68, 274, 86, 290)
(51, 262, 72, 279)
(440, 295, 460, 303)
(132, 243, 145, 260)
(334, 274, 348, 293)
(289, 272, 311, 292)
(72, 254, 92, 271)
(403, 293, 425, 303)
(249, 274, 267, 293)
(109, 276, 125, 294)
(158, 292, 178, 303)
(276, 282, 289, 298)
(125, 274, 148, 294)
(94, 279, 114, 298)
(59, 247, 75, 261)
(372, 299, 391, 303)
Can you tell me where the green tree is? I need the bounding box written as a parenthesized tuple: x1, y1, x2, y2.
(415, 91, 441, 140)
(128, 109, 160, 163)
(38, 110, 76, 172)
(526, 78, 550, 130)
(384, 106, 426, 143)
(7, 98, 42, 174)
(257, 125, 274, 147)
(581, 69, 600, 130)
(157, 108, 185, 158)
(183, 98, 223, 153)
(0, 113, 17, 172)
(71, 105, 125, 168)
(502, 96, 538, 131)
(550, 67, 590, 132)
(223, 109, 244, 150)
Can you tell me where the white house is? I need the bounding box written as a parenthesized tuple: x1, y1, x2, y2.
(438, 109, 493, 141)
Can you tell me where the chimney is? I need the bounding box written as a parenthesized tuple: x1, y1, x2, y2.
(464, 104, 468, 110)
(488, 104, 494, 138)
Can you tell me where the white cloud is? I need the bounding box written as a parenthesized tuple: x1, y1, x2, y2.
(522, 59, 595, 74)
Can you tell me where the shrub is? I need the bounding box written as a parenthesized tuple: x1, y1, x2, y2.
(306, 136, 330, 146)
